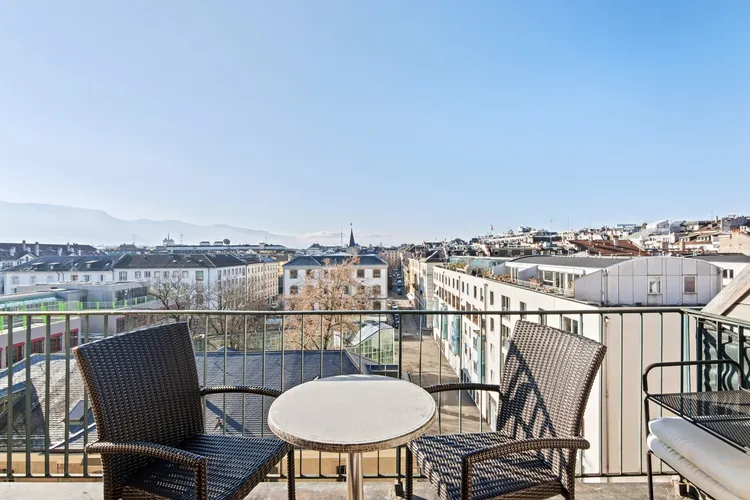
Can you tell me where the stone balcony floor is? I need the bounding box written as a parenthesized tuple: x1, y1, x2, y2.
(0, 480, 678, 499)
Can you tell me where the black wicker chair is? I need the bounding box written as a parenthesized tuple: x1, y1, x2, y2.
(406, 320, 606, 500)
(74, 322, 295, 500)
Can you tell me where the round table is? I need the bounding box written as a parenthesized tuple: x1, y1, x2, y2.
(268, 374, 436, 500)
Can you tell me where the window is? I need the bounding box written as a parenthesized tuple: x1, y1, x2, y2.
(519, 301, 527, 319)
(119, 271, 127, 281)
(307, 269, 314, 278)
(357, 269, 365, 278)
(10, 276, 18, 284)
(490, 369, 495, 383)
(70, 274, 79, 282)
(31, 338, 44, 354)
(723, 269, 735, 279)
(473, 286, 477, 298)
(648, 278, 661, 294)
(501, 295, 510, 311)
(173, 271, 179, 278)
(83, 275, 91, 282)
(373, 285, 382, 295)
(490, 343, 495, 359)
(490, 317, 495, 331)
(290, 285, 299, 295)
(341, 285, 349, 295)
(490, 291, 494, 306)
(684, 276, 697, 294)
(290, 269, 298, 279)
(500, 324, 510, 337)
(69, 329, 80, 348)
(7, 344, 24, 365)
(51, 334, 62, 353)
(373, 269, 381, 278)
(461, 282, 465, 292)
(563, 317, 579, 335)
(100, 274, 105, 281)
(196, 270, 204, 281)
(373, 301, 382, 310)
(153, 271, 160, 278)
(182, 271, 189, 278)
(134, 271, 142, 279)
(30, 276, 37, 285)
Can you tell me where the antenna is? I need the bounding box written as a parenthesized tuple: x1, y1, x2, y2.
(180, 233, 183, 244)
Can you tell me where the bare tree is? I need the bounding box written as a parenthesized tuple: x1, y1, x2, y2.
(142, 272, 201, 322)
(285, 256, 376, 350)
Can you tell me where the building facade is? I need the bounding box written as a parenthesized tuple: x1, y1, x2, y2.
(282, 254, 388, 308)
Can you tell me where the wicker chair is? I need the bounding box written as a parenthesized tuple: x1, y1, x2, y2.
(73, 322, 295, 500)
(406, 320, 606, 500)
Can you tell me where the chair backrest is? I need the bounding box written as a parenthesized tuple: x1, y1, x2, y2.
(497, 320, 606, 441)
(74, 323, 204, 446)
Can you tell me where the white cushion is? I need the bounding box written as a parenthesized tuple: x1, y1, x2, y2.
(649, 417, 750, 500)
(648, 435, 742, 500)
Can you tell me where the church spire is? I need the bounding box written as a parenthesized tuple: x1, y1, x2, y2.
(348, 223, 356, 247)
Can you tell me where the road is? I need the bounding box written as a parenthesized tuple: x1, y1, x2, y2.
(388, 289, 488, 435)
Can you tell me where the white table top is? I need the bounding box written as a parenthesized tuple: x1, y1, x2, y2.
(268, 374, 437, 453)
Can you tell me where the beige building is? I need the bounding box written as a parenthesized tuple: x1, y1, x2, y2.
(717, 230, 750, 255)
(241, 255, 279, 305)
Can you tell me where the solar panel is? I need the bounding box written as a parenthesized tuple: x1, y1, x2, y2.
(67, 400, 85, 422)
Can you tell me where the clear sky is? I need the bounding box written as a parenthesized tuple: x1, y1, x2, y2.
(1, 1, 748, 245)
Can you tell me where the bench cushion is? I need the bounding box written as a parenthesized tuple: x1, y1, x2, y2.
(649, 417, 750, 500)
(648, 435, 742, 500)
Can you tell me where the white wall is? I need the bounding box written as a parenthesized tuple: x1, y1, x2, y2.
(4, 270, 116, 294)
(574, 257, 722, 306)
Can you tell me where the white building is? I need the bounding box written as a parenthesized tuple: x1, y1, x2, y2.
(432, 255, 725, 476)
(3, 256, 116, 294)
(688, 254, 750, 286)
(282, 254, 388, 309)
(113, 253, 247, 286)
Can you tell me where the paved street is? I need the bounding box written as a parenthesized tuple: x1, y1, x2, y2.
(388, 290, 487, 435)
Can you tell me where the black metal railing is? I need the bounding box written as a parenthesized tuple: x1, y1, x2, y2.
(0, 307, 747, 481)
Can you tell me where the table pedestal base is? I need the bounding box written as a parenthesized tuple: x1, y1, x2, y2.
(346, 452, 364, 500)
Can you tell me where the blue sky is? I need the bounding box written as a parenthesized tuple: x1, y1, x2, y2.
(1, 1, 748, 245)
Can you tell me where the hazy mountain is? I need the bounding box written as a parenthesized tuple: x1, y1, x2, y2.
(0, 201, 299, 248)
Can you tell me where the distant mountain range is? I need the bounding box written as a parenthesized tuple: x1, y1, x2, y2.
(0, 201, 299, 248)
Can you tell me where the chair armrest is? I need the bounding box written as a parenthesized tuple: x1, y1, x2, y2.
(423, 382, 502, 395)
(200, 385, 282, 398)
(643, 360, 742, 394)
(87, 440, 206, 468)
(459, 437, 588, 499)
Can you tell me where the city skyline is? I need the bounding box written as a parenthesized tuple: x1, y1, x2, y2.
(1, 1, 748, 243)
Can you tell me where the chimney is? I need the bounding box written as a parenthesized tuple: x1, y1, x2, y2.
(34, 241, 40, 256)
(67, 242, 72, 253)
(9, 246, 15, 257)
(22, 239, 27, 252)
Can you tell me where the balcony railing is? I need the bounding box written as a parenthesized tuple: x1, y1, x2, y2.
(0, 307, 747, 483)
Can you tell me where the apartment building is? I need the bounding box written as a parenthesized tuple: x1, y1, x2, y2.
(432, 255, 724, 475)
(3, 256, 116, 294)
(238, 254, 279, 305)
(282, 254, 388, 308)
(113, 253, 246, 286)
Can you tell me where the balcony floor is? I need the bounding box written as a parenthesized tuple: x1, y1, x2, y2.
(0, 481, 678, 499)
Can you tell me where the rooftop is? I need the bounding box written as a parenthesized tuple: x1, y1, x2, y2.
(508, 255, 633, 269)
(284, 254, 387, 267)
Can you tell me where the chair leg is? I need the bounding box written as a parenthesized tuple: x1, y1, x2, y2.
(646, 450, 655, 500)
(405, 446, 413, 500)
(287, 449, 296, 500)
